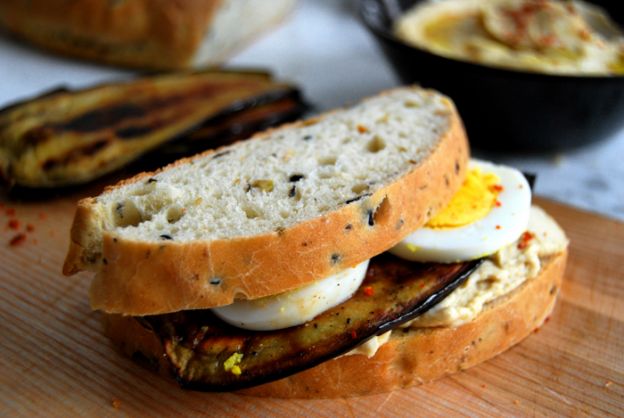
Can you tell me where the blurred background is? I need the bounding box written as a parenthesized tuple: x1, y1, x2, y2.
(0, 0, 622, 219)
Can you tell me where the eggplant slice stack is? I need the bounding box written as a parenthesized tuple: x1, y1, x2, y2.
(0, 69, 307, 190)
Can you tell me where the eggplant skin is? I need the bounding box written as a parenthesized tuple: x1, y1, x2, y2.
(0, 69, 305, 189)
(138, 255, 481, 392)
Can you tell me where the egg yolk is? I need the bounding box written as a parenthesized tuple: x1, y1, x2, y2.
(426, 168, 501, 229)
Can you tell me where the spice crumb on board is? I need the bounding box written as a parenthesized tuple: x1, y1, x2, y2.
(513, 400, 520, 406)
(3, 208, 38, 246)
(604, 381, 613, 388)
(111, 398, 121, 409)
(9, 234, 26, 247)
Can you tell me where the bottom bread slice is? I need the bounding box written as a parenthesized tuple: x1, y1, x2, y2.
(104, 249, 566, 398)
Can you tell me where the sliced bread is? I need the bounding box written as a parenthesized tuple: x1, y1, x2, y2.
(63, 87, 469, 315)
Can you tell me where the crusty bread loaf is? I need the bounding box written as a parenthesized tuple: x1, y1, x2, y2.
(63, 87, 469, 315)
(0, 0, 295, 70)
(104, 243, 567, 398)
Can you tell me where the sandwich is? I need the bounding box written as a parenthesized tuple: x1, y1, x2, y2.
(63, 87, 568, 398)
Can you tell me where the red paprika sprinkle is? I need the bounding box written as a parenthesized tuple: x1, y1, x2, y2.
(38, 212, 47, 220)
(495, 200, 502, 207)
(363, 286, 374, 296)
(495, 225, 501, 230)
(8, 219, 19, 230)
(490, 184, 504, 192)
(26, 224, 34, 232)
(351, 330, 358, 339)
(517, 231, 535, 250)
(356, 124, 368, 134)
(9, 233, 26, 246)
(6, 208, 15, 217)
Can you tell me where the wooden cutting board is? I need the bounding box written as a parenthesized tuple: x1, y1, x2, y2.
(0, 192, 622, 417)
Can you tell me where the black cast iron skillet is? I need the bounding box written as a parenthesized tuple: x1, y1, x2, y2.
(360, 0, 624, 151)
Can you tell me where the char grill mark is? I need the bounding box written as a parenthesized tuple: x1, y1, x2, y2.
(0, 69, 307, 189)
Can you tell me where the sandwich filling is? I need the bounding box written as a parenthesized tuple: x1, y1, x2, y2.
(406, 206, 567, 328)
(139, 257, 480, 391)
(348, 205, 567, 358)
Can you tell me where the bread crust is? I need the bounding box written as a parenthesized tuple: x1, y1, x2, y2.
(0, 0, 294, 69)
(63, 88, 470, 315)
(104, 249, 567, 398)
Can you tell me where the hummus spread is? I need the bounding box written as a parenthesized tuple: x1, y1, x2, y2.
(395, 0, 624, 75)
(345, 205, 567, 357)
(341, 331, 392, 358)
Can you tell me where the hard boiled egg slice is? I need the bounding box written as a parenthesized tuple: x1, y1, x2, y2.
(212, 260, 370, 331)
(391, 159, 531, 263)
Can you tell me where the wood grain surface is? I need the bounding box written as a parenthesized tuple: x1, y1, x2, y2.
(0, 192, 622, 417)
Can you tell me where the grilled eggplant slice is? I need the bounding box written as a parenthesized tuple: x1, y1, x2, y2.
(137, 255, 481, 391)
(0, 69, 303, 189)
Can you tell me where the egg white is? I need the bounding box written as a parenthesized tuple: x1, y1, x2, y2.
(390, 159, 532, 263)
(212, 260, 370, 331)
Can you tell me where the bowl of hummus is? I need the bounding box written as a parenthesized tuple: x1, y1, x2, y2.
(395, 0, 624, 76)
(360, 0, 624, 150)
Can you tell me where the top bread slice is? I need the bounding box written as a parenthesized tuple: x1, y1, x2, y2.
(63, 87, 469, 315)
(0, 0, 295, 70)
